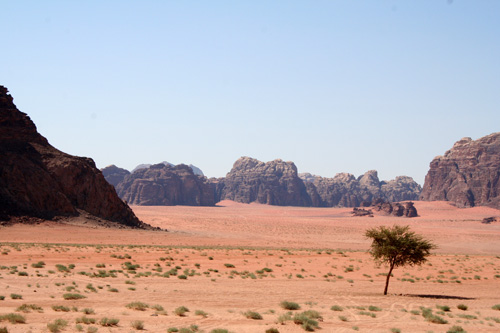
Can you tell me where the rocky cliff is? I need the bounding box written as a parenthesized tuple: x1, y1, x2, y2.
(116, 163, 216, 206)
(216, 157, 312, 206)
(300, 170, 421, 207)
(132, 161, 204, 176)
(0, 86, 148, 228)
(420, 133, 500, 208)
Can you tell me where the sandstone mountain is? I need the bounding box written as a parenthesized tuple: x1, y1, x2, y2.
(215, 158, 421, 207)
(0, 86, 148, 228)
(215, 157, 313, 206)
(116, 163, 216, 206)
(300, 170, 421, 207)
(420, 133, 500, 208)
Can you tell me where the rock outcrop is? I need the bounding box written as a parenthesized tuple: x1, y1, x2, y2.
(420, 133, 500, 208)
(216, 157, 312, 206)
(301, 170, 421, 207)
(0, 86, 147, 228)
(116, 163, 216, 206)
(101, 165, 130, 187)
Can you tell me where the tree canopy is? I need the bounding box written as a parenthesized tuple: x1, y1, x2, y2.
(365, 225, 436, 295)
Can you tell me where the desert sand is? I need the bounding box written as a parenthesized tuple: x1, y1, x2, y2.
(1, 201, 500, 332)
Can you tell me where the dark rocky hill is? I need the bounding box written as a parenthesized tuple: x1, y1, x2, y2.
(116, 163, 216, 206)
(0, 86, 148, 228)
(420, 133, 500, 208)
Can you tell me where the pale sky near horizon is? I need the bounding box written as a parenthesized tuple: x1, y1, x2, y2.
(2, 1, 499, 185)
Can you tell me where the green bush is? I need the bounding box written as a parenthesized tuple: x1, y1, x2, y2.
(174, 306, 190, 316)
(0, 313, 26, 324)
(126, 301, 149, 311)
(492, 304, 500, 311)
(131, 320, 144, 330)
(99, 317, 119, 326)
(243, 310, 262, 320)
(63, 293, 86, 300)
(447, 325, 466, 333)
(47, 319, 68, 333)
(75, 316, 96, 324)
(330, 305, 343, 311)
(266, 329, 280, 333)
(52, 305, 70, 312)
(10, 293, 22, 300)
(280, 301, 301, 310)
(457, 304, 468, 311)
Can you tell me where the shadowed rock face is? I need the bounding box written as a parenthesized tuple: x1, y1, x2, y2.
(216, 157, 312, 206)
(101, 165, 131, 187)
(0, 86, 147, 228)
(116, 164, 216, 206)
(421, 133, 500, 208)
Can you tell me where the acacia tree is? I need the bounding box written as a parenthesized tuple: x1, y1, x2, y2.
(365, 225, 436, 295)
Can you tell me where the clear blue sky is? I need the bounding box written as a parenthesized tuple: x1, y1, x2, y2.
(2, 1, 499, 185)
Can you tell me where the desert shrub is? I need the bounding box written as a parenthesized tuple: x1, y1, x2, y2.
(87, 326, 98, 333)
(330, 305, 343, 311)
(457, 314, 477, 320)
(390, 329, 401, 333)
(63, 293, 86, 300)
(75, 316, 96, 324)
(437, 305, 451, 312)
(195, 309, 208, 317)
(174, 306, 190, 316)
(56, 264, 70, 272)
(0, 313, 26, 324)
(16, 303, 43, 313)
(368, 305, 382, 312)
(0, 296, 4, 300)
(82, 308, 95, 315)
(280, 301, 301, 310)
(99, 317, 119, 326)
(47, 319, 68, 333)
(126, 301, 149, 311)
(224, 263, 235, 268)
(131, 320, 144, 330)
(293, 311, 321, 331)
(178, 275, 187, 279)
(152, 304, 164, 311)
(457, 304, 468, 311)
(0, 327, 8, 333)
(243, 310, 262, 320)
(266, 329, 280, 333)
(167, 328, 179, 333)
(338, 315, 348, 322)
(52, 305, 70, 312)
(210, 330, 229, 333)
(492, 304, 500, 311)
(18, 271, 28, 276)
(358, 311, 376, 318)
(447, 325, 466, 333)
(277, 312, 292, 324)
(10, 293, 22, 299)
(86, 284, 97, 293)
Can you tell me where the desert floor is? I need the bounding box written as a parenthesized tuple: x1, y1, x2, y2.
(0, 201, 500, 332)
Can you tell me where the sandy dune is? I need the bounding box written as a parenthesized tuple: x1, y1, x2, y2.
(1, 201, 500, 332)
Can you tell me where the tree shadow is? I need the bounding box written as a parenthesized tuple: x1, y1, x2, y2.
(404, 294, 475, 300)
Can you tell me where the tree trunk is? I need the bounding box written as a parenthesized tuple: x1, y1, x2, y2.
(384, 264, 395, 295)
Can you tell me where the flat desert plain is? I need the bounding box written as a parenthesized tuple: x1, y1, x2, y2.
(1, 201, 500, 333)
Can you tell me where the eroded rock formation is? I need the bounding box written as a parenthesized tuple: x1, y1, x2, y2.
(116, 163, 216, 206)
(300, 170, 421, 207)
(216, 157, 312, 206)
(420, 133, 500, 208)
(0, 86, 147, 228)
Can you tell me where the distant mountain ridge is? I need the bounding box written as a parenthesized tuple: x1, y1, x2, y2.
(105, 156, 421, 207)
